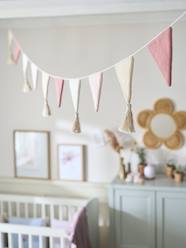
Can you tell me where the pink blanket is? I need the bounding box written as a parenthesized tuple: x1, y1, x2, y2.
(70, 207, 92, 248)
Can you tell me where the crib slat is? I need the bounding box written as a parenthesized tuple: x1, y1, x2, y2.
(0, 202, 3, 215)
(59, 206, 63, 220)
(8, 233, 12, 248)
(25, 203, 29, 218)
(8, 202, 12, 216)
(50, 205, 54, 220)
(18, 233, 23, 248)
(33, 204, 37, 217)
(28, 235, 32, 248)
(49, 236, 53, 248)
(69, 206, 75, 221)
(39, 235, 43, 248)
(16, 202, 20, 217)
(41, 204, 46, 219)
(60, 237, 64, 248)
(0, 233, 4, 248)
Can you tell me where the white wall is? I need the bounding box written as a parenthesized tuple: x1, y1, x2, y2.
(0, 15, 186, 247)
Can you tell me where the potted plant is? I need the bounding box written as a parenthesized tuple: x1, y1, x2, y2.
(135, 147, 146, 177)
(174, 166, 184, 183)
(165, 160, 176, 178)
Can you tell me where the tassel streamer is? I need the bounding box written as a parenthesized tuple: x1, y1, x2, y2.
(119, 103, 135, 133)
(72, 113, 81, 133)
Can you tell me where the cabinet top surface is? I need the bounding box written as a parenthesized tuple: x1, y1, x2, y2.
(110, 175, 186, 192)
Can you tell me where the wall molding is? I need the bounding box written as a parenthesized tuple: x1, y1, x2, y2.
(0, 177, 108, 202)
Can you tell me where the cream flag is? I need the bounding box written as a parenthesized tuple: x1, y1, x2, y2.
(115, 56, 135, 132)
(69, 79, 81, 133)
(89, 72, 103, 112)
(31, 63, 38, 90)
(22, 54, 32, 92)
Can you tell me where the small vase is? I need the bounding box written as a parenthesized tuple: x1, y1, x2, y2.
(119, 157, 127, 180)
(144, 164, 156, 180)
(165, 166, 175, 178)
(138, 164, 145, 177)
(174, 172, 184, 183)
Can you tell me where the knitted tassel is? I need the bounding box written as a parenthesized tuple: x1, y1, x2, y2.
(119, 103, 135, 133)
(22, 80, 32, 93)
(72, 113, 81, 133)
(42, 100, 51, 117)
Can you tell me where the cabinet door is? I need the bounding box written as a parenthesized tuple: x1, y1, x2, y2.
(114, 189, 155, 248)
(157, 192, 186, 248)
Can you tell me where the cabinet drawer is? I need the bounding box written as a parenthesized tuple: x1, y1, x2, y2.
(114, 189, 155, 248)
(157, 191, 186, 248)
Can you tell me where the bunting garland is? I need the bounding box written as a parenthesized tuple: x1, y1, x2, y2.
(6, 11, 186, 134)
(115, 56, 135, 133)
(69, 79, 81, 133)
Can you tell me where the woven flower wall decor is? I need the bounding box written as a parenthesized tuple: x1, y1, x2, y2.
(137, 98, 186, 150)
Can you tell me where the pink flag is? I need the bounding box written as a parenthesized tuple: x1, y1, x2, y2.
(13, 42, 21, 64)
(55, 78, 64, 107)
(148, 27, 172, 86)
(89, 72, 103, 112)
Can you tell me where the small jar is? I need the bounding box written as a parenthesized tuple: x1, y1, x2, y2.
(174, 172, 184, 183)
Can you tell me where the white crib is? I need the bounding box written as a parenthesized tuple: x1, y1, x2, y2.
(0, 194, 99, 248)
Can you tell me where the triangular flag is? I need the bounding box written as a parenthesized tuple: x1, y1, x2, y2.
(7, 31, 21, 64)
(22, 54, 32, 93)
(31, 63, 38, 90)
(69, 79, 81, 113)
(69, 79, 81, 133)
(42, 72, 51, 117)
(89, 72, 103, 112)
(55, 78, 64, 108)
(148, 27, 172, 86)
(115, 56, 135, 133)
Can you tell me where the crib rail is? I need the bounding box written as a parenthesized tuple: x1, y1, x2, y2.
(0, 194, 88, 221)
(0, 194, 99, 248)
(0, 223, 69, 248)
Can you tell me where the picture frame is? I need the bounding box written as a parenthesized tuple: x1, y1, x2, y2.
(57, 144, 85, 181)
(14, 130, 50, 180)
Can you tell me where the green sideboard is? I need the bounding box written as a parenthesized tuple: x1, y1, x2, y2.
(108, 176, 186, 248)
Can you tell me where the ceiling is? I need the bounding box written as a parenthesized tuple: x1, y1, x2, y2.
(0, 0, 185, 19)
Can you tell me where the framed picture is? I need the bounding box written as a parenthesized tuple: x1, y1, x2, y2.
(58, 144, 85, 181)
(14, 130, 50, 179)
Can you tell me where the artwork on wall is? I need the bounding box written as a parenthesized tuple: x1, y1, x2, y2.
(58, 144, 85, 181)
(14, 130, 50, 179)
